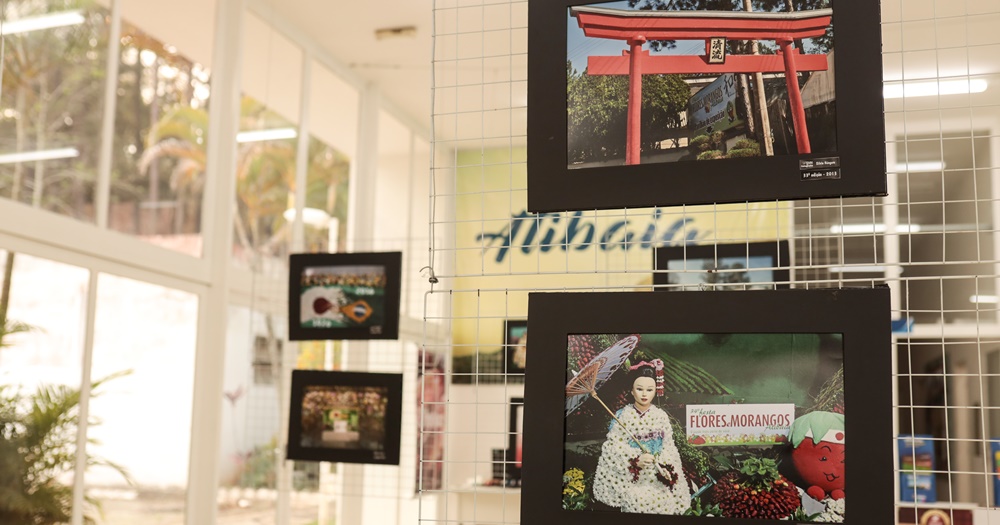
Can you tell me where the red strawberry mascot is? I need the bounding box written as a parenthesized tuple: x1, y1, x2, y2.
(789, 411, 846, 501)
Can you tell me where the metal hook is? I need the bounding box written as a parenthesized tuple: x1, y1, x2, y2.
(420, 265, 439, 284)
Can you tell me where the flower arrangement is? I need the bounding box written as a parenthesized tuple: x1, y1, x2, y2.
(816, 497, 845, 523)
(562, 468, 588, 510)
(301, 386, 388, 436)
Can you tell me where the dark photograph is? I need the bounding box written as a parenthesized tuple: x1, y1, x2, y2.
(287, 370, 403, 465)
(288, 252, 402, 341)
(654, 241, 790, 290)
(522, 289, 893, 525)
(528, 0, 885, 212)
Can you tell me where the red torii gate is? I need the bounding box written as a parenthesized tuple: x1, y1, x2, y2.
(571, 6, 833, 165)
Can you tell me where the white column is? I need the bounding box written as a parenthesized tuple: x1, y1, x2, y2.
(275, 47, 313, 525)
(70, 271, 99, 525)
(347, 85, 381, 253)
(95, 0, 122, 229)
(185, 1, 245, 524)
(338, 85, 381, 525)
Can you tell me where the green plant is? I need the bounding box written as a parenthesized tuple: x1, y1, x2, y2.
(697, 150, 725, 161)
(0, 319, 37, 349)
(671, 417, 710, 479)
(561, 468, 589, 510)
(732, 138, 759, 151)
(738, 457, 781, 491)
(0, 372, 132, 524)
(689, 134, 711, 151)
(684, 496, 722, 516)
(238, 438, 278, 489)
(792, 506, 823, 522)
(726, 147, 761, 159)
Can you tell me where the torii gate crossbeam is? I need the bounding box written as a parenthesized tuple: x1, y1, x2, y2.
(572, 6, 833, 165)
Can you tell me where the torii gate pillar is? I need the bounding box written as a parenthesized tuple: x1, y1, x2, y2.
(626, 37, 646, 165)
(778, 39, 811, 154)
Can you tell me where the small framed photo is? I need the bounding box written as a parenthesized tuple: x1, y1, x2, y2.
(288, 252, 402, 341)
(654, 241, 790, 291)
(528, 0, 886, 212)
(509, 397, 525, 482)
(286, 370, 403, 465)
(505, 319, 529, 378)
(524, 288, 892, 524)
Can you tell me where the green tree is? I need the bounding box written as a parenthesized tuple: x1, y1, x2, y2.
(112, 21, 210, 235)
(0, 373, 131, 525)
(567, 62, 689, 163)
(139, 97, 350, 266)
(0, 0, 108, 217)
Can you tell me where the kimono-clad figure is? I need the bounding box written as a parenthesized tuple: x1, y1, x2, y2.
(592, 362, 691, 515)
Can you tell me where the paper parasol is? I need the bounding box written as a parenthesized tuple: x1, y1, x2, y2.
(565, 335, 639, 417)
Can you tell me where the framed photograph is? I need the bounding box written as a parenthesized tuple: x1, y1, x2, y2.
(417, 348, 447, 491)
(528, 0, 886, 212)
(286, 370, 403, 465)
(523, 288, 891, 524)
(509, 397, 525, 482)
(505, 319, 529, 379)
(654, 241, 790, 290)
(288, 251, 402, 341)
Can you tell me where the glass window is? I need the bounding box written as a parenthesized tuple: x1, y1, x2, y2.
(0, 251, 87, 387)
(0, 0, 109, 222)
(109, 17, 212, 256)
(302, 136, 350, 253)
(219, 305, 326, 524)
(233, 14, 302, 276)
(303, 60, 356, 254)
(232, 96, 298, 274)
(0, 250, 89, 523)
(86, 273, 197, 524)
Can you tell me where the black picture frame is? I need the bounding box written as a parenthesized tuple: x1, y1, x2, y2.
(528, 0, 886, 212)
(505, 319, 529, 379)
(509, 396, 525, 482)
(654, 241, 791, 290)
(288, 251, 402, 341)
(523, 288, 892, 524)
(286, 370, 403, 465)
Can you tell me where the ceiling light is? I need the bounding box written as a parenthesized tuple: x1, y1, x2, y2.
(1, 10, 85, 36)
(830, 224, 921, 234)
(374, 25, 417, 40)
(0, 147, 79, 164)
(893, 161, 945, 172)
(828, 265, 888, 273)
(884, 79, 988, 99)
(236, 127, 297, 143)
(970, 295, 998, 304)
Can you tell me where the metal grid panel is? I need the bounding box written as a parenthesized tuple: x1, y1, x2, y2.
(427, 0, 1000, 523)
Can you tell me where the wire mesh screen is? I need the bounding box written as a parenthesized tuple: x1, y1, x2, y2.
(427, 0, 1000, 524)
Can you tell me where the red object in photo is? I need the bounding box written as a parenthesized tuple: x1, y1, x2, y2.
(789, 411, 846, 500)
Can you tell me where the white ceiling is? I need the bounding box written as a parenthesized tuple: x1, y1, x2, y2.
(266, 0, 434, 135)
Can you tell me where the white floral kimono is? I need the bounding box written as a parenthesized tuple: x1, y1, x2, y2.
(592, 404, 691, 514)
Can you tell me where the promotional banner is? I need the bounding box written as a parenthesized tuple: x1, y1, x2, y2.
(687, 73, 744, 138)
(686, 403, 795, 446)
(451, 148, 793, 370)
